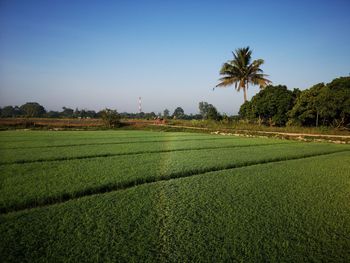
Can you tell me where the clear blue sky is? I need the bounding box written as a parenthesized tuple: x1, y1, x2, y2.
(1, 0, 349, 114)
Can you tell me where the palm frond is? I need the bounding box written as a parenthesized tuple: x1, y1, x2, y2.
(216, 77, 236, 88)
(215, 47, 271, 98)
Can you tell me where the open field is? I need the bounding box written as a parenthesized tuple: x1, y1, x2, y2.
(0, 117, 104, 128)
(1, 130, 350, 262)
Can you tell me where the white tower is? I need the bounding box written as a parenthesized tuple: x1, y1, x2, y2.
(138, 97, 142, 113)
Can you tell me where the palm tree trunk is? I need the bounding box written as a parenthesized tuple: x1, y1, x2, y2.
(243, 82, 248, 102)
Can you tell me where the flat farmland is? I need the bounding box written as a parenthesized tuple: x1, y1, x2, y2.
(0, 130, 349, 262)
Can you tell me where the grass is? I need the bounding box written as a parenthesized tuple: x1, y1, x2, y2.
(1, 140, 349, 213)
(0, 134, 287, 164)
(1, 151, 349, 262)
(0, 130, 349, 262)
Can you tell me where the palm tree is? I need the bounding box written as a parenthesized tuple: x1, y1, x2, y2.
(216, 47, 271, 103)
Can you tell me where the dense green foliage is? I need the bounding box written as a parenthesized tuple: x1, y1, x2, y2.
(240, 77, 350, 127)
(0, 103, 98, 119)
(239, 85, 299, 126)
(19, 102, 46, 117)
(289, 77, 350, 127)
(172, 107, 185, 119)
(0, 131, 349, 263)
(1, 105, 31, 117)
(163, 109, 170, 118)
(100, 108, 121, 128)
(199, 101, 221, 120)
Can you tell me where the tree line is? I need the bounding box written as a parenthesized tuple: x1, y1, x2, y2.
(239, 76, 350, 127)
(1, 77, 349, 128)
(0, 104, 100, 119)
(0, 103, 204, 120)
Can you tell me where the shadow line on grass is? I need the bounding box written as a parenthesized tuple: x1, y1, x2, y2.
(0, 142, 291, 165)
(1, 149, 349, 215)
(0, 134, 214, 148)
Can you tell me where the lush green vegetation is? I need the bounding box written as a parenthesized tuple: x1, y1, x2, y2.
(0, 103, 100, 119)
(289, 77, 350, 127)
(2, 132, 349, 214)
(100, 108, 121, 128)
(240, 77, 350, 127)
(1, 135, 349, 262)
(239, 85, 299, 126)
(0, 131, 291, 164)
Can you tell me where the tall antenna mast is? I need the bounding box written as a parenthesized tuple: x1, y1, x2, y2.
(138, 97, 142, 113)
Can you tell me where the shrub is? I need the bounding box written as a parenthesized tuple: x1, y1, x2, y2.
(100, 109, 121, 128)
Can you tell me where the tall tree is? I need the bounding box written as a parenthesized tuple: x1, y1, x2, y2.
(199, 101, 220, 120)
(239, 85, 297, 126)
(216, 47, 271, 103)
(1, 106, 17, 117)
(100, 108, 120, 128)
(61, 107, 74, 118)
(172, 107, 185, 119)
(289, 77, 350, 127)
(20, 102, 46, 117)
(198, 102, 210, 119)
(163, 109, 170, 118)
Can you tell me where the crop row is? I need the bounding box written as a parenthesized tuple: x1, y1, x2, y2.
(0, 131, 208, 147)
(0, 137, 289, 164)
(0, 131, 210, 148)
(1, 142, 349, 213)
(1, 135, 228, 150)
(0, 130, 166, 139)
(1, 152, 349, 262)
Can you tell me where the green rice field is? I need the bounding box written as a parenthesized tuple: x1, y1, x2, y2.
(0, 130, 350, 262)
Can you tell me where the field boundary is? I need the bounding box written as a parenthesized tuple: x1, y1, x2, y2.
(0, 142, 290, 165)
(1, 149, 349, 215)
(150, 124, 350, 143)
